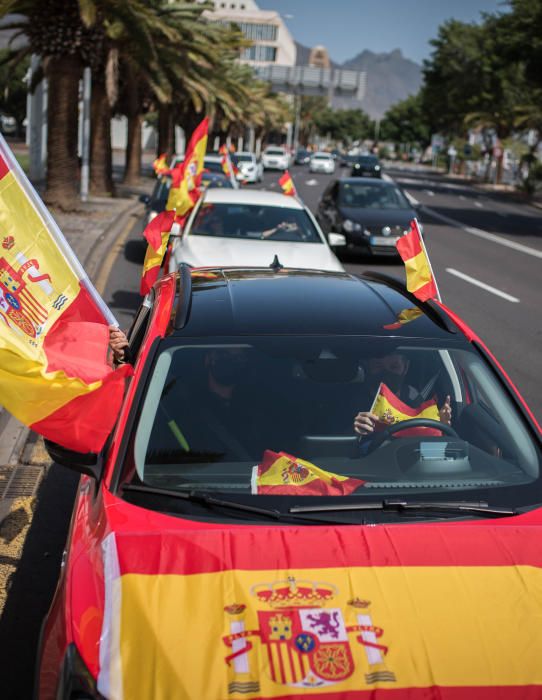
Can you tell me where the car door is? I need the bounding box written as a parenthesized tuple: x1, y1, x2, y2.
(319, 182, 339, 234)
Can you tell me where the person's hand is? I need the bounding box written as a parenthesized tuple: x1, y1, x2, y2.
(354, 411, 378, 436)
(439, 395, 452, 426)
(109, 326, 128, 362)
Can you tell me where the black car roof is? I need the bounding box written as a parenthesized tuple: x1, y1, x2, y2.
(168, 268, 460, 340)
(339, 177, 393, 186)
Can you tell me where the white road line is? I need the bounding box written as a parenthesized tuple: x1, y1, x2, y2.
(446, 268, 520, 303)
(459, 195, 466, 201)
(424, 189, 435, 196)
(404, 189, 419, 206)
(474, 201, 483, 208)
(423, 207, 542, 259)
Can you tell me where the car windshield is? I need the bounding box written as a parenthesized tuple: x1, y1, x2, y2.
(125, 336, 540, 517)
(190, 202, 323, 242)
(314, 154, 331, 160)
(357, 156, 379, 166)
(203, 159, 224, 174)
(201, 174, 233, 189)
(265, 148, 285, 155)
(339, 182, 410, 209)
(234, 154, 253, 163)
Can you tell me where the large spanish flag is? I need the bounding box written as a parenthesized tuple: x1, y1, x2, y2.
(279, 170, 297, 196)
(0, 136, 131, 452)
(252, 449, 364, 495)
(396, 219, 438, 302)
(371, 382, 441, 436)
(166, 116, 208, 217)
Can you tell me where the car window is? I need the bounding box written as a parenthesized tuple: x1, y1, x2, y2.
(127, 336, 540, 516)
(339, 182, 410, 209)
(190, 203, 324, 243)
(234, 154, 253, 163)
(265, 148, 286, 155)
(203, 159, 224, 174)
(150, 175, 171, 209)
(314, 154, 332, 160)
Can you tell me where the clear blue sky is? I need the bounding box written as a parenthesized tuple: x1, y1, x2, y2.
(259, 0, 504, 64)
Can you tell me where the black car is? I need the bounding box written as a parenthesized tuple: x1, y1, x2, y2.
(317, 177, 419, 256)
(294, 148, 311, 165)
(351, 154, 382, 178)
(141, 172, 233, 225)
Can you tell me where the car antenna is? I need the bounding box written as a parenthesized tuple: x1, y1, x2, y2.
(270, 254, 283, 271)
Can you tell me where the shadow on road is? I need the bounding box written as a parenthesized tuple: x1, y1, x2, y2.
(124, 238, 147, 265)
(0, 464, 78, 700)
(108, 289, 142, 315)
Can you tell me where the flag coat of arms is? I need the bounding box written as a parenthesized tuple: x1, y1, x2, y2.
(0, 136, 131, 452)
(371, 382, 441, 436)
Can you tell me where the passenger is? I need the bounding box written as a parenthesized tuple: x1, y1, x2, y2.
(353, 351, 452, 437)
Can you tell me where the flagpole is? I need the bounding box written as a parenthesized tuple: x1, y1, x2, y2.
(413, 217, 442, 302)
(0, 133, 118, 326)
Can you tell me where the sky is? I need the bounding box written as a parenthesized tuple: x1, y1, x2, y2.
(258, 0, 504, 65)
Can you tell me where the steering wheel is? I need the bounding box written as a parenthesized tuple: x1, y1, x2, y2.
(366, 418, 459, 452)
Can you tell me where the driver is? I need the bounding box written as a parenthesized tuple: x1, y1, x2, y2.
(353, 351, 452, 437)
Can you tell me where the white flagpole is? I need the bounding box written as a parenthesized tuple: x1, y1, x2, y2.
(413, 217, 442, 302)
(0, 133, 118, 325)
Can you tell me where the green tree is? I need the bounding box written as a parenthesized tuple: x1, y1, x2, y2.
(380, 92, 431, 152)
(0, 48, 29, 129)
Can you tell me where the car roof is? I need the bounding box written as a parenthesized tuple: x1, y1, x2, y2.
(340, 177, 396, 186)
(166, 268, 461, 339)
(201, 188, 305, 209)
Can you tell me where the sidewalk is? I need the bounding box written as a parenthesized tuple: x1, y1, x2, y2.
(0, 184, 149, 613)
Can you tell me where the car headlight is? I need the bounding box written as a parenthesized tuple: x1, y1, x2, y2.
(375, 165, 381, 171)
(343, 219, 362, 233)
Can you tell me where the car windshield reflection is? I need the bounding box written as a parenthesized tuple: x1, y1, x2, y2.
(339, 182, 410, 209)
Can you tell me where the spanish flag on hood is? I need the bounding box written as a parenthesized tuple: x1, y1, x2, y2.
(0, 135, 131, 453)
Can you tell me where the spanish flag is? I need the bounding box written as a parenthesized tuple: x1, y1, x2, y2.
(278, 170, 296, 197)
(166, 117, 208, 217)
(383, 306, 423, 330)
(396, 219, 438, 302)
(152, 153, 169, 176)
(0, 136, 131, 453)
(252, 450, 364, 495)
(371, 382, 441, 437)
(219, 144, 240, 179)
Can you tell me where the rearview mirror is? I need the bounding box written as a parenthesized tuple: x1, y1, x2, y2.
(328, 232, 346, 247)
(44, 439, 101, 480)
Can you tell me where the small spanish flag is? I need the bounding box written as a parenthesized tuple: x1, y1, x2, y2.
(252, 450, 364, 495)
(371, 382, 441, 437)
(152, 153, 169, 176)
(278, 170, 296, 197)
(166, 117, 208, 217)
(140, 210, 177, 296)
(383, 306, 424, 330)
(396, 219, 438, 302)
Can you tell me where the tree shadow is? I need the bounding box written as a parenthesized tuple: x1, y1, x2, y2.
(0, 464, 79, 700)
(124, 238, 147, 265)
(108, 290, 142, 315)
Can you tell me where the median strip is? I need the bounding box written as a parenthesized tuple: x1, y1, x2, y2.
(446, 268, 520, 303)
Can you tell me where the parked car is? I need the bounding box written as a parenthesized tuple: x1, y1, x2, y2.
(351, 154, 382, 178)
(261, 146, 290, 171)
(233, 152, 264, 184)
(140, 171, 233, 226)
(317, 177, 419, 256)
(294, 148, 311, 165)
(37, 264, 542, 699)
(169, 188, 345, 272)
(309, 152, 336, 174)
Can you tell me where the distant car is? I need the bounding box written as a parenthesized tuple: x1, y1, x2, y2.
(233, 152, 264, 184)
(340, 153, 359, 168)
(309, 152, 336, 174)
(0, 113, 17, 135)
(141, 172, 233, 226)
(169, 153, 239, 189)
(317, 177, 419, 256)
(294, 148, 311, 165)
(169, 188, 345, 272)
(351, 155, 382, 178)
(261, 146, 290, 171)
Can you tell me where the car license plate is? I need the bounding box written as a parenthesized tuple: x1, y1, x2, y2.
(370, 236, 398, 246)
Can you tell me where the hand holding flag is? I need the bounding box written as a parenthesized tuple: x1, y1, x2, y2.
(396, 219, 439, 302)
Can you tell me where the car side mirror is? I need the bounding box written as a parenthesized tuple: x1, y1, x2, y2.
(328, 232, 346, 247)
(139, 194, 150, 205)
(44, 439, 101, 480)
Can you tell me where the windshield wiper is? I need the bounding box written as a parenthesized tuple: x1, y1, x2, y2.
(122, 484, 347, 524)
(290, 499, 517, 518)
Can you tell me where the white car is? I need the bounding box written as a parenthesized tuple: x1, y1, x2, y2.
(234, 152, 264, 183)
(169, 153, 239, 188)
(309, 152, 336, 174)
(169, 189, 345, 272)
(261, 146, 290, 171)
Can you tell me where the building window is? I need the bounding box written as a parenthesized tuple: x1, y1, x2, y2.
(241, 45, 277, 62)
(238, 22, 278, 41)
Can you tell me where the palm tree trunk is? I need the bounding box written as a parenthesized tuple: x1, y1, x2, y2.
(45, 55, 83, 209)
(90, 78, 115, 196)
(158, 105, 175, 156)
(124, 112, 142, 184)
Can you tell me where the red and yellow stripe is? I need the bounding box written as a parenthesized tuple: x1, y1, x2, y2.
(396, 220, 437, 301)
(279, 170, 296, 196)
(166, 117, 208, 216)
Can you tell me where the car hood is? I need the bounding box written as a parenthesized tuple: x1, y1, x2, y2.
(339, 206, 415, 226)
(178, 235, 344, 272)
(91, 493, 542, 699)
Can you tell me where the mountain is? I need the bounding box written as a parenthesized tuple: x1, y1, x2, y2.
(295, 43, 423, 119)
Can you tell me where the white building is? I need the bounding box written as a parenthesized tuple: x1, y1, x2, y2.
(203, 0, 296, 67)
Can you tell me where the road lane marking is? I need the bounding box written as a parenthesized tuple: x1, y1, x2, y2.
(474, 201, 483, 208)
(446, 268, 520, 303)
(306, 179, 319, 186)
(95, 215, 138, 296)
(424, 189, 435, 196)
(423, 207, 542, 259)
(459, 195, 466, 201)
(404, 190, 419, 206)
